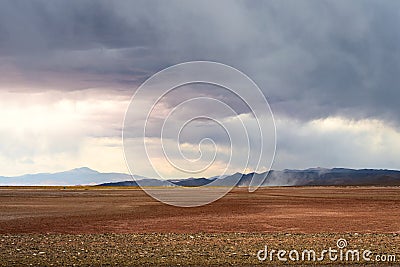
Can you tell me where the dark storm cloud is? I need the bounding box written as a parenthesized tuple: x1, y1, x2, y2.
(0, 0, 157, 53)
(0, 0, 163, 89)
(0, 0, 400, 125)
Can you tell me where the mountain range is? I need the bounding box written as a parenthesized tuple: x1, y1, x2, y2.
(2, 167, 400, 187)
(0, 167, 135, 186)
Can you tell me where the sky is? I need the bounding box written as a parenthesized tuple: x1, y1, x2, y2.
(0, 0, 400, 178)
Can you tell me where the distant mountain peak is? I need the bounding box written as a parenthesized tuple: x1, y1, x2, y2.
(69, 167, 99, 174)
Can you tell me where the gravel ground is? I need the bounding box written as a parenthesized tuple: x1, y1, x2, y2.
(0, 233, 399, 266)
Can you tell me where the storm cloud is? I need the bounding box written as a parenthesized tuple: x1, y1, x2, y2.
(0, 0, 400, 177)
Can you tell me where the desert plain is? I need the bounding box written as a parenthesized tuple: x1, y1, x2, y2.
(0, 186, 399, 266)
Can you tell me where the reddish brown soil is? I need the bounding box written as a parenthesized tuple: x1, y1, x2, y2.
(0, 187, 399, 234)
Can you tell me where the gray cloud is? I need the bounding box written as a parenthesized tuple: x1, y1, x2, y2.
(1, 0, 400, 175)
(0, 0, 399, 125)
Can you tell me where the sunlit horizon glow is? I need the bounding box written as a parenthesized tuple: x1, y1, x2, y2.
(1, 89, 400, 177)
